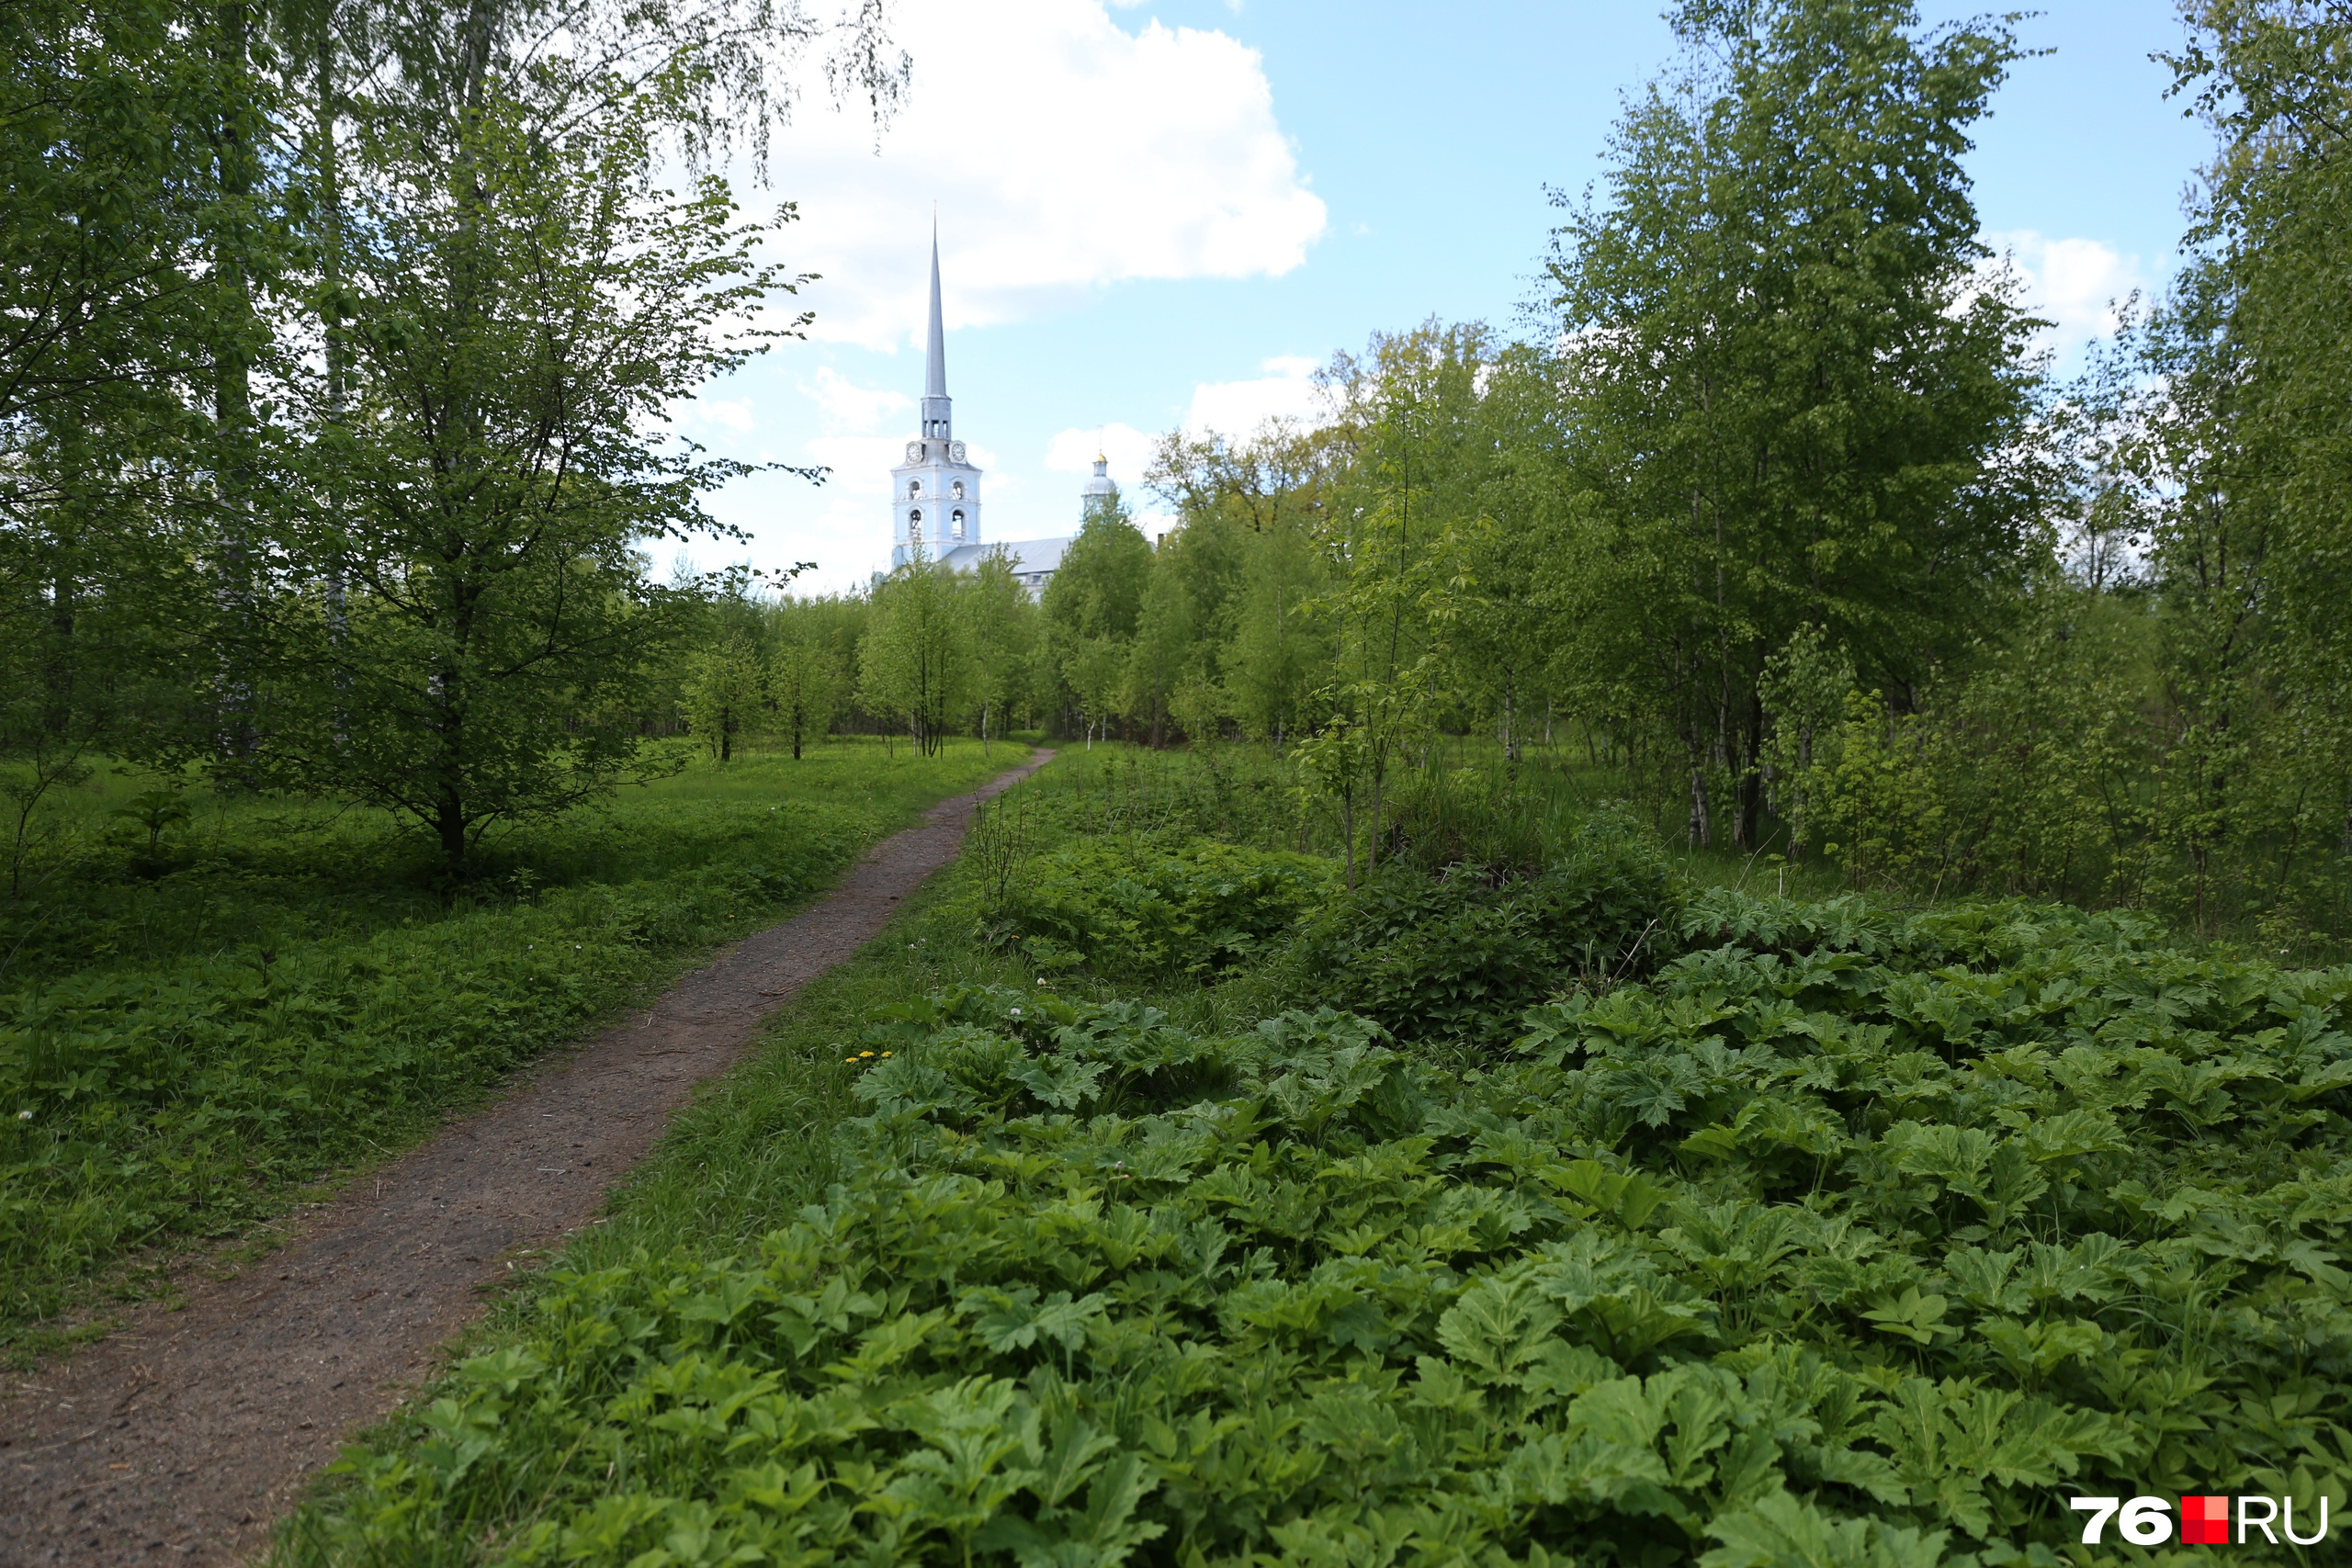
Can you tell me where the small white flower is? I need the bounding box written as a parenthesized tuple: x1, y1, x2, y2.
(16, 1110, 30, 1121)
(1010, 1008, 1023, 1018)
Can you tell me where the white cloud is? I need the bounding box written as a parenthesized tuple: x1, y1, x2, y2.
(802, 366, 910, 433)
(1183, 354, 1323, 437)
(756, 0, 1326, 350)
(1983, 231, 2154, 359)
(684, 396, 755, 433)
(802, 434, 907, 496)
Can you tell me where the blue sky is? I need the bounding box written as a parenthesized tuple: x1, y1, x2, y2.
(680, 0, 2212, 592)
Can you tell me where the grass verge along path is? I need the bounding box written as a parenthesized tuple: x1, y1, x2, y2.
(1, 740, 1013, 1356)
(0, 751, 1049, 1567)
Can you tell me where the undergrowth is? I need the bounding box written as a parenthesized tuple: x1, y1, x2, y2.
(0, 739, 1023, 1355)
(277, 747, 2352, 1564)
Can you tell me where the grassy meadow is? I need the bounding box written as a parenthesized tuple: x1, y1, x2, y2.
(277, 744, 2352, 1564)
(0, 738, 1027, 1359)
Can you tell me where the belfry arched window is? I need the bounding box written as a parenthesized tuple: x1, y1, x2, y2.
(908, 479, 922, 497)
(951, 479, 965, 500)
(951, 509, 966, 539)
(908, 509, 922, 539)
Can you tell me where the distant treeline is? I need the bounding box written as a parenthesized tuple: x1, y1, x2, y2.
(9, 0, 2352, 942)
(815, 0, 2352, 944)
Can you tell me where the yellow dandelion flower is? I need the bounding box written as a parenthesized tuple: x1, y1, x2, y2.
(860, 1050, 876, 1057)
(880, 1051, 893, 1058)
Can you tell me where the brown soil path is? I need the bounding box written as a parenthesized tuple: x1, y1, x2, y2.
(0, 752, 1052, 1566)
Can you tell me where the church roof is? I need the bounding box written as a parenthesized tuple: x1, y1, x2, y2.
(941, 536, 1073, 580)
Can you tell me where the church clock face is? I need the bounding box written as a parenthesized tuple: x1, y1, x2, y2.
(950, 442, 967, 462)
(905, 441, 923, 463)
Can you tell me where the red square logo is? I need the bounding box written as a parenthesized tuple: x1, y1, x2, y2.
(2181, 1495, 2230, 1545)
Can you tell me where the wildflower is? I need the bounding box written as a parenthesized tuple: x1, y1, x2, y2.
(15, 1110, 29, 1122)
(880, 1051, 893, 1058)
(843, 1056, 857, 1064)
(1010, 1008, 1022, 1018)
(860, 1051, 876, 1057)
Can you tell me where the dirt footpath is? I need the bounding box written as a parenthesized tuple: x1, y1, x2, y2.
(0, 752, 1051, 1565)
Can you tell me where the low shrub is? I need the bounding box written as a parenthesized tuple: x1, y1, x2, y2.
(987, 838, 1331, 980)
(1287, 817, 1684, 1048)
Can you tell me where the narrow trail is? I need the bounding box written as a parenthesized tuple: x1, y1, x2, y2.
(0, 752, 1052, 1566)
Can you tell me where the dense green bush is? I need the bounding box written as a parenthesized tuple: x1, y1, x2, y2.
(296, 878, 2352, 1563)
(988, 838, 1330, 980)
(1287, 819, 1684, 1048)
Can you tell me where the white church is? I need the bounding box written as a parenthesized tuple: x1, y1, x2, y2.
(888, 232, 1100, 595)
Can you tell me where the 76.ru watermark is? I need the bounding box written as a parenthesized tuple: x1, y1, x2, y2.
(2067, 1495, 2331, 1547)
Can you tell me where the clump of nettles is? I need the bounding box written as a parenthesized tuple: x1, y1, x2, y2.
(979, 837, 1331, 980)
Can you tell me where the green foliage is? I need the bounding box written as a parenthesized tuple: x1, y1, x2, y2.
(1544, 0, 2041, 850)
(289, 879, 2352, 1562)
(1039, 499, 1155, 743)
(964, 551, 1038, 748)
(1759, 588, 2331, 939)
(0, 740, 1021, 1351)
(239, 78, 786, 875)
(765, 631, 840, 762)
(1285, 819, 1685, 1050)
(763, 593, 866, 753)
(988, 839, 1331, 980)
(1219, 518, 1329, 748)
(685, 633, 771, 763)
(863, 562, 979, 757)
(1758, 626, 1854, 866)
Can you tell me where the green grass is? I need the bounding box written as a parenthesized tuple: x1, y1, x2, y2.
(277, 744, 2352, 1564)
(0, 737, 1027, 1358)
(515, 761, 1277, 1280)
(997, 737, 1848, 901)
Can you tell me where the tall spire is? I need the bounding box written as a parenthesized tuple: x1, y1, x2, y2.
(920, 220, 951, 439)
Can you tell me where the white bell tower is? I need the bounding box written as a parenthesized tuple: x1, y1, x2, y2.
(889, 226, 981, 569)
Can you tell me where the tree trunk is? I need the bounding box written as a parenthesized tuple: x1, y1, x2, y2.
(46, 559, 74, 739)
(436, 792, 467, 878)
(1340, 787, 1356, 891)
(1500, 666, 1518, 773)
(212, 0, 257, 768)
(316, 15, 352, 747)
